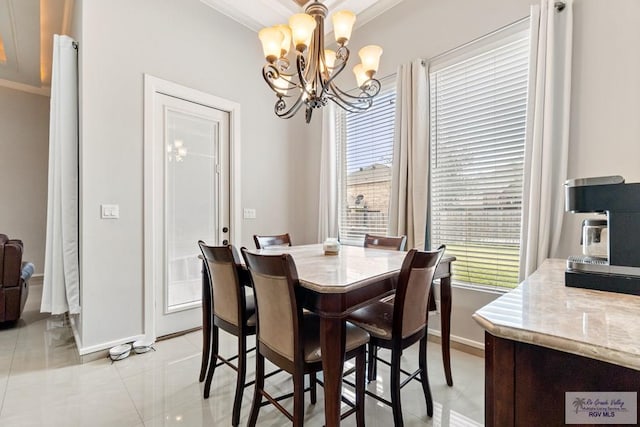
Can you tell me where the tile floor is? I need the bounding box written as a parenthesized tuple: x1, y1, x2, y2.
(0, 283, 485, 426)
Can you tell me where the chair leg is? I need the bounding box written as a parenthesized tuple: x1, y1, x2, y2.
(293, 370, 305, 427)
(199, 320, 211, 382)
(203, 325, 219, 398)
(419, 337, 434, 417)
(367, 342, 378, 383)
(199, 262, 212, 383)
(355, 347, 366, 427)
(231, 334, 247, 426)
(247, 353, 264, 427)
(390, 349, 404, 427)
(310, 372, 317, 404)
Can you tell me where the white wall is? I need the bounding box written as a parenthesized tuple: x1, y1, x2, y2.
(76, 0, 298, 352)
(556, 0, 640, 257)
(0, 86, 49, 274)
(301, 0, 640, 347)
(72, 0, 640, 352)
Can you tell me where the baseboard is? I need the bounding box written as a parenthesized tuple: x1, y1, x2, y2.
(29, 275, 44, 285)
(157, 326, 201, 342)
(427, 329, 485, 358)
(79, 349, 111, 363)
(76, 333, 146, 361)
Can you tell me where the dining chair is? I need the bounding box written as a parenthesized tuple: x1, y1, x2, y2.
(253, 233, 292, 249)
(363, 233, 407, 251)
(241, 249, 369, 427)
(197, 242, 257, 427)
(362, 233, 407, 381)
(347, 246, 446, 427)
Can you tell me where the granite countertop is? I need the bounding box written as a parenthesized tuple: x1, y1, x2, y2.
(473, 258, 640, 371)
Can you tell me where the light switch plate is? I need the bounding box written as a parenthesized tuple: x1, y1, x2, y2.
(243, 208, 256, 219)
(101, 204, 120, 219)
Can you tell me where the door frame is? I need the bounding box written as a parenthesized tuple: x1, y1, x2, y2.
(143, 74, 241, 342)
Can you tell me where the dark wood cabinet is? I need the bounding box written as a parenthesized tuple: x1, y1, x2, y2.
(485, 332, 640, 427)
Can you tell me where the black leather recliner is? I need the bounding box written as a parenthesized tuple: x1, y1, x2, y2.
(0, 234, 33, 322)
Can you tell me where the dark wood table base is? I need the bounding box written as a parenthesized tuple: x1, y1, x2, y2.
(200, 251, 455, 426)
(430, 259, 454, 387)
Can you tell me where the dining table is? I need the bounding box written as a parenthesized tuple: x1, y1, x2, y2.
(246, 243, 455, 427)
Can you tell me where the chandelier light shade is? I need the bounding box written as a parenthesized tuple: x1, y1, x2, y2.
(258, 27, 283, 63)
(258, 1, 383, 123)
(332, 10, 356, 44)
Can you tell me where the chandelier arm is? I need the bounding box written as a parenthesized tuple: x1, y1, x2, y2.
(323, 45, 349, 89)
(329, 97, 373, 114)
(320, 46, 349, 98)
(274, 91, 306, 119)
(263, 64, 304, 96)
(327, 92, 373, 113)
(324, 78, 384, 113)
(327, 78, 381, 103)
(295, 54, 314, 99)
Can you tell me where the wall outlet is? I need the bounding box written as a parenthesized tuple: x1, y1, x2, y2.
(243, 208, 256, 219)
(101, 204, 120, 219)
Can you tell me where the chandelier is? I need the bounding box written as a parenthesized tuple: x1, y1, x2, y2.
(258, 1, 383, 123)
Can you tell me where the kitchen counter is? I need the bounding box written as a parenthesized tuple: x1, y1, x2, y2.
(473, 258, 640, 371)
(473, 259, 640, 426)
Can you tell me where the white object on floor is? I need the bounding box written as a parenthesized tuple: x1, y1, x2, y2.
(109, 343, 132, 361)
(133, 339, 155, 354)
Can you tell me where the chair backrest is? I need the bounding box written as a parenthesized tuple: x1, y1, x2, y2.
(253, 233, 292, 249)
(364, 234, 407, 251)
(198, 242, 245, 327)
(241, 249, 300, 362)
(0, 234, 23, 288)
(393, 245, 445, 339)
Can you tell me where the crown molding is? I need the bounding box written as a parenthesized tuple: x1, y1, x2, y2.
(0, 77, 50, 96)
(200, 0, 405, 33)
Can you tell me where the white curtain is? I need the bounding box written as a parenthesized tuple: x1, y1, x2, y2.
(42, 35, 80, 315)
(317, 104, 339, 242)
(388, 59, 430, 249)
(520, 0, 573, 278)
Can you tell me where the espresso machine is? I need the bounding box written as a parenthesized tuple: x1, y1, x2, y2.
(565, 175, 640, 295)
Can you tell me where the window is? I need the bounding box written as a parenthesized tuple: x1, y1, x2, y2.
(336, 88, 396, 245)
(429, 22, 531, 288)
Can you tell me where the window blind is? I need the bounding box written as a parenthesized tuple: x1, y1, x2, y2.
(336, 89, 396, 244)
(430, 30, 530, 288)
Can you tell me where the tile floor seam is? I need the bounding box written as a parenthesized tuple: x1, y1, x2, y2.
(0, 328, 19, 418)
(118, 365, 147, 426)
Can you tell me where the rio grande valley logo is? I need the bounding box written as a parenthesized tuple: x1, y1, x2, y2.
(566, 392, 637, 424)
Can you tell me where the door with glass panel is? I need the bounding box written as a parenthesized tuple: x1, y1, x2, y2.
(153, 93, 229, 337)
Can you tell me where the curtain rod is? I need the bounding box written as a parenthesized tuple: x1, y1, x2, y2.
(422, 15, 530, 66)
(386, 1, 567, 76)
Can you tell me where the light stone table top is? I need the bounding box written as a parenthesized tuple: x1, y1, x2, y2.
(251, 243, 407, 293)
(473, 258, 640, 371)
(252, 243, 455, 294)
(251, 244, 456, 294)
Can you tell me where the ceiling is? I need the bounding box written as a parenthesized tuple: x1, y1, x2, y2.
(0, 0, 72, 96)
(199, 0, 405, 34)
